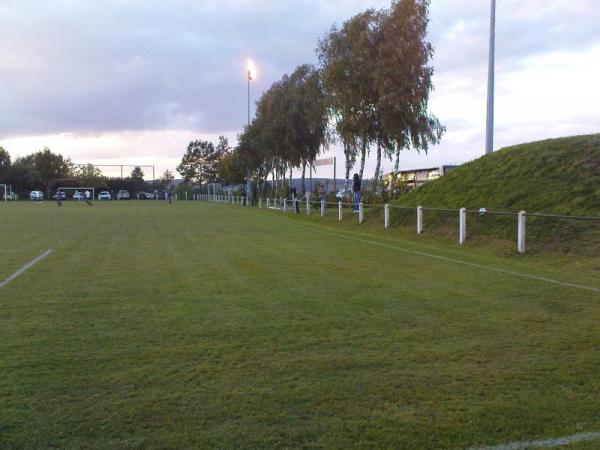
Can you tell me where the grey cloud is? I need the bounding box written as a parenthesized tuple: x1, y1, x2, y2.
(1, 0, 598, 140)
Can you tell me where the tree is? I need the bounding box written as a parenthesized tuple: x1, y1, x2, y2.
(27, 148, 73, 198)
(0, 146, 10, 182)
(317, 10, 382, 183)
(376, 0, 444, 190)
(218, 150, 246, 185)
(215, 136, 231, 155)
(130, 166, 145, 180)
(74, 164, 105, 187)
(129, 166, 146, 193)
(161, 170, 175, 188)
(238, 65, 328, 195)
(176, 140, 221, 183)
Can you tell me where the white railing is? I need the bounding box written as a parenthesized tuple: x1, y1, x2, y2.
(193, 195, 600, 255)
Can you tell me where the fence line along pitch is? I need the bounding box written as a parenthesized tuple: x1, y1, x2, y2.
(195, 195, 598, 256)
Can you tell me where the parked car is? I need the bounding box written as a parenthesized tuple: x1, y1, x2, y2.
(53, 191, 67, 200)
(117, 190, 130, 200)
(30, 190, 44, 201)
(153, 190, 168, 200)
(98, 191, 112, 200)
(72, 191, 84, 200)
(336, 188, 352, 200)
(137, 191, 148, 200)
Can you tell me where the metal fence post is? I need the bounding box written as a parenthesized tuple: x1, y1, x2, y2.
(384, 204, 390, 229)
(306, 198, 310, 216)
(259, 198, 262, 209)
(321, 201, 325, 217)
(417, 206, 423, 234)
(283, 198, 287, 213)
(338, 201, 343, 221)
(359, 202, 364, 224)
(459, 208, 467, 245)
(518, 211, 526, 254)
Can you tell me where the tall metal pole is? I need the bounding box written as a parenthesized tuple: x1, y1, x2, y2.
(485, 0, 496, 155)
(246, 70, 251, 203)
(247, 72, 251, 127)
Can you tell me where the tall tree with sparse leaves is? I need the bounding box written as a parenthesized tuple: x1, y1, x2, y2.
(376, 0, 444, 189)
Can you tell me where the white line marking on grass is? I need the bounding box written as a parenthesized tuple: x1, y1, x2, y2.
(469, 431, 600, 449)
(0, 249, 53, 289)
(256, 213, 600, 294)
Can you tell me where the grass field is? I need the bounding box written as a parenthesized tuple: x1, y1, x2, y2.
(1, 201, 600, 449)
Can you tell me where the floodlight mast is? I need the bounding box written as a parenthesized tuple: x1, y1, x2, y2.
(246, 60, 256, 203)
(485, 0, 496, 155)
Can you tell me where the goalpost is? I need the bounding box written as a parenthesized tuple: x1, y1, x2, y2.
(57, 187, 95, 201)
(0, 184, 13, 202)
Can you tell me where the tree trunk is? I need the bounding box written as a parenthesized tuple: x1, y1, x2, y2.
(309, 163, 313, 201)
(289, 167, 293, 191)
(301, 162, 306, 195)
(344, 141, 351, 190)
(374, 139, 382, 196)
(358, 137, 367, 181)
(392, 148, 401, 198)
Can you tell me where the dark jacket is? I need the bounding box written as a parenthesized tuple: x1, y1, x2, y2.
(352, 177, 361, 192)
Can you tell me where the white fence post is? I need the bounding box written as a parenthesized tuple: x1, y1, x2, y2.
(283, 198, 287, 213)
(384, 204, 390, 229)
(306, 198, 310, 216)
(338, 201, 343, 221)
(321, 201, 325, 217)
(417, 206, 423, 234)
(359, 202, 364, 224)
(518, 211, 526, 254)
(459, 208, 467, 245)
(267, 198, 270, 208)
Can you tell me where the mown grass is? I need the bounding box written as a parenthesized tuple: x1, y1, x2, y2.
(387, 134, 600, 254)
(1, 201, 600, 449)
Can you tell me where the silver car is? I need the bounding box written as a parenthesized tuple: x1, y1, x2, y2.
(29, 190, 43, 201)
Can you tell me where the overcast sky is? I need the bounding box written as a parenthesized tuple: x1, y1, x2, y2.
(1, 0, 599, 179)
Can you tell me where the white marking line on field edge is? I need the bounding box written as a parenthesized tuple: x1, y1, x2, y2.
(469, 431, 600, 449)
(0, 249, 53, 289)
(258, 213, 600, 294)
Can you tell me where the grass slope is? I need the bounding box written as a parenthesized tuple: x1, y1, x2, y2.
(1, 201, 600, 449)
(395, 134, 600, 214)
(380, 134, 600, 254)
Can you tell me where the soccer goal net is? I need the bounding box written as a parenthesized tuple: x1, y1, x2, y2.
(57, 187, 95, 201)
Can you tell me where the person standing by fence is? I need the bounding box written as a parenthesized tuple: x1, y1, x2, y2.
(290, 186, 300, 213)
(319, 181, 326, 204)
(352, 173, 361, 212)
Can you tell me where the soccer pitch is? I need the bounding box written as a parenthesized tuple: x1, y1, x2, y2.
(1, 201, 599, 449)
